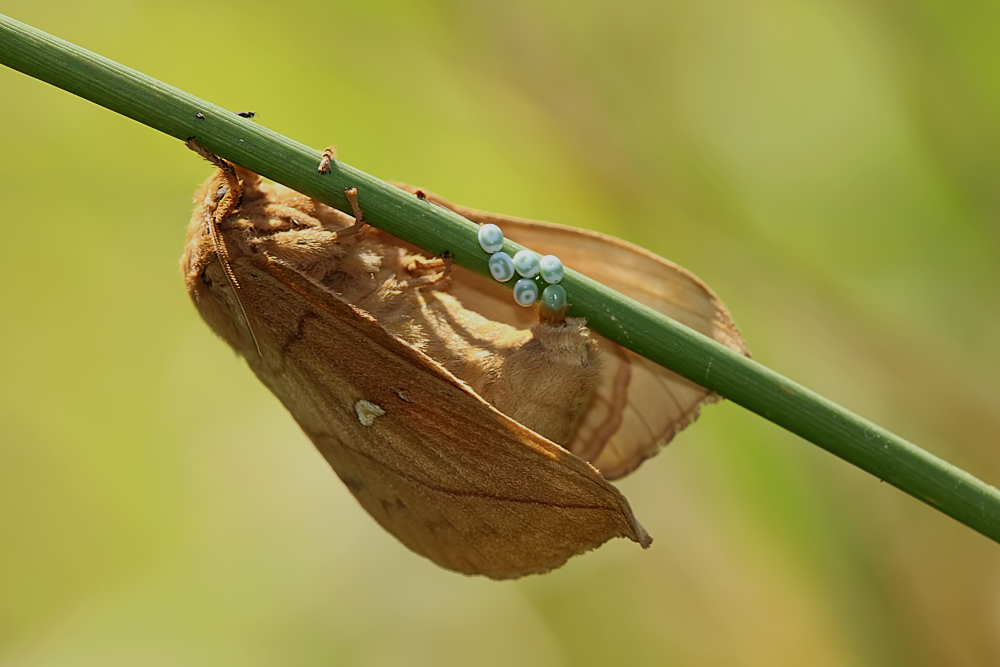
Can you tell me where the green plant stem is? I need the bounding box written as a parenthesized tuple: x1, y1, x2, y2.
(2, 14, 998, 542)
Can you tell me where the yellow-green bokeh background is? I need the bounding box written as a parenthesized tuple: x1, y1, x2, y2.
(2, 1, 1000, 664)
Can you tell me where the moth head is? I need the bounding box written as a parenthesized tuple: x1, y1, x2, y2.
(182, 168, 261, 357)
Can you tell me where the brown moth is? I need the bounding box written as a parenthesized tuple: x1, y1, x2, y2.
(181, 142, 748, 579)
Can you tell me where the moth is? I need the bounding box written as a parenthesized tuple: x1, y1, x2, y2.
(181, 141, 749, 579)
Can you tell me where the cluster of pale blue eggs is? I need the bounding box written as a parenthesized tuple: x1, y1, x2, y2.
(477, 223, 567, 313)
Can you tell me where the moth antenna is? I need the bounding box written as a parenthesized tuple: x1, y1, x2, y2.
(186, 138, 262, 358)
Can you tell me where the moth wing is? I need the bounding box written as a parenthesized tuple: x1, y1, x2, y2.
(391, 184, 749, 480)
(230, 252, 650, 579)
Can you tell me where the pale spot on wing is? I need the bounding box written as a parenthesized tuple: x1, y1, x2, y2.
(355, 400, 386, 426)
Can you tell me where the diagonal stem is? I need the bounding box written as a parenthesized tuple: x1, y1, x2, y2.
(2, 13, 998, 543)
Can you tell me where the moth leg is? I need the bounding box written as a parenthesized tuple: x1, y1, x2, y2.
(407, 256, 446, 274)
(336, 186, 369, 239)
(402, 252, 453, 290)
(343, 183, 450, 289)
(318, 145, 337, 174)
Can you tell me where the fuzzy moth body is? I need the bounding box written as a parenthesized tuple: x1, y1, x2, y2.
(182, 154, 748, 578)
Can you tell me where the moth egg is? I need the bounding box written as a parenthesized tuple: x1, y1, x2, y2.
(513, 250, 541, 278)
(540, 284, 567, 315)
(513, 278, 539, 306)
(489, 252, 516, 282)
(478, 224, 505, 253)
(539, 255, 564, 283)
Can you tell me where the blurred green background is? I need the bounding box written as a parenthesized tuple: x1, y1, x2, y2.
(2, 1, 1000, 665)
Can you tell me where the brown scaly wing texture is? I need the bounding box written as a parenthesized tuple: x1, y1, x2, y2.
(391, 184, 750, 480)
(226, 252, 650, 580)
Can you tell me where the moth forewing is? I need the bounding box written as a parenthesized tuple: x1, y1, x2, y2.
(199, 251, 650, 578)
(183, 164, 651, 579)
